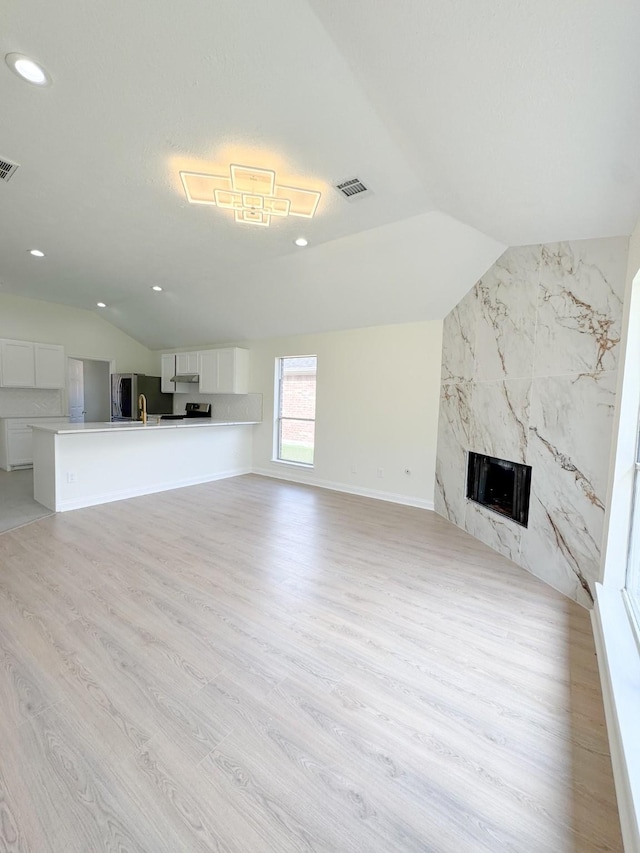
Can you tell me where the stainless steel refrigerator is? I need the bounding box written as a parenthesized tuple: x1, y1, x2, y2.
(111, 374, 173, 421)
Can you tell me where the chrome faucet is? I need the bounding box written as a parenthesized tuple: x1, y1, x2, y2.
(138, 393, 147, 424)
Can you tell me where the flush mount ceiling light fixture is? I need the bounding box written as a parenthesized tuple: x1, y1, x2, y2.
(29, 249, 45, 257)
(294, 237, 308, 247)
(180, 165, 321, 227)
(96, 302, 107, 308)
(5, 53, 51, 86)
(151, 285, 163, 292)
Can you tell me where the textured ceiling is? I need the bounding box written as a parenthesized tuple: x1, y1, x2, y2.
(0, 0, 638, 349)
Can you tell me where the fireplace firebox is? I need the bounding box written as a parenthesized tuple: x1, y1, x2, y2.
(466, 452, 532, 527)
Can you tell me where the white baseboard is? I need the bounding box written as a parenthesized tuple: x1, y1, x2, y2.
(56, 467, 252, 512)
(592, 586, 640, 853)
(251, 466, 434, 511)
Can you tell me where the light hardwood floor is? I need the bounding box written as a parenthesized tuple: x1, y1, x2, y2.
(0, 469, 52, 534)
(0, 474, 622, 852)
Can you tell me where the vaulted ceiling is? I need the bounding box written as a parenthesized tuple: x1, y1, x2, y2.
(1, 0, 639, 349)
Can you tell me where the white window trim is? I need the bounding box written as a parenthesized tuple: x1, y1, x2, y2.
(273, 355, 317, 467)
(592, 586, 640, 852)
(597, 263, 640, 852)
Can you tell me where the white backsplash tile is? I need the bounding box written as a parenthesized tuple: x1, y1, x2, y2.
(173, 392, 262, 422)
(0, 388, 64, 417)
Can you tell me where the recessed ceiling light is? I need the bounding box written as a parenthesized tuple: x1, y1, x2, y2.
(96, 302, 107, 308)
(151, 285, 163, 292)
(5, 53, 51, 86)
(294, 237, 308, 247)
(29, 249, 45, 257)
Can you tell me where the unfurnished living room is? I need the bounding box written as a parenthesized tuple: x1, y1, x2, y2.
(1, 2, 640, 851)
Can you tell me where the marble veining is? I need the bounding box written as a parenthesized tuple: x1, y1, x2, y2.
(435, 236, 627, 607)
(464, 500, 522, 564)
(520, 371, 617, 604)
(535, 238, 627, 376)
(434, 382, 473, 526)
(441, 286, 476, 383)
(475, 246, 539, 382)
(471, 379, 531, 464)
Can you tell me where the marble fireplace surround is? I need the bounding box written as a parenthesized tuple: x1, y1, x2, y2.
(435, 237, 628, 608)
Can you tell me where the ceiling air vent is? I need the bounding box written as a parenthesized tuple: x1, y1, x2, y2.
(0, 157, 19, 183)
(335, 177, 370, 201)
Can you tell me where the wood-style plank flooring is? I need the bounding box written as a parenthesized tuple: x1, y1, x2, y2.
(0, 474, 622, 851)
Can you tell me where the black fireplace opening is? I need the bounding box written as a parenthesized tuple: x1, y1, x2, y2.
(466, 452, 532, 527)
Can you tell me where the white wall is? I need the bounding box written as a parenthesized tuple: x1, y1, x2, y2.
(0, 293, 154, 373)
(249, 321, 443, 508)
(153, 321, 443, 507)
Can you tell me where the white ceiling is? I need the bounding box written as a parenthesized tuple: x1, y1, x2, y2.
(1, 0, 639, 349)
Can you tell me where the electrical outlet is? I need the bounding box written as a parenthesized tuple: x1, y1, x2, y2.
(66, 471, 76, 484)
(377, 467, 384, 478)
(350, 465, 357, 474)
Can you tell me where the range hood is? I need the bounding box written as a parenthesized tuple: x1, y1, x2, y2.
(170, 373, 199, 383)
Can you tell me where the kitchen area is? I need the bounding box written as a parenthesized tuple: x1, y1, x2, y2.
(0, 338, 262, 530)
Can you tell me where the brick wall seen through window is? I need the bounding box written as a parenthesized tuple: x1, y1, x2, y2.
(276, 356, 317, 464)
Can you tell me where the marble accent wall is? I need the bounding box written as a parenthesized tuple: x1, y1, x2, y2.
(435, 237, 628, 607)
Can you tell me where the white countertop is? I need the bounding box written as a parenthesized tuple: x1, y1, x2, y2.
(29, 419, 259, 435)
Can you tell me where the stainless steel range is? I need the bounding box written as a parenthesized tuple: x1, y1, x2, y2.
(160, 402, 212, 421)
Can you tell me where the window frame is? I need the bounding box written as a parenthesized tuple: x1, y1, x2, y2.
(273, 355, 317, 467)
(624, 422, 640, 645)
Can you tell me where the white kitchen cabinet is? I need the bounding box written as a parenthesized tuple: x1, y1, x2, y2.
(175, 351, 199, 374)
(0, 417, 69, 470)
(199, 348, 249, 394)
(35, 343, 65, 388)
(7, 424, 32, 467)
(0, 340, 36, 387)
(0, 339, 65, 388)
(162, 351, 196, 394)
(161, 354, 176, 393)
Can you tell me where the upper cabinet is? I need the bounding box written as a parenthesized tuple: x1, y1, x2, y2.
(161, 353, 176, 393)
(175, 351, 199, 375)
(160, 347, 250, 394)
(0, 340, 36, 387)
(198, 348, 250, 394)
(0, 339, 65, 389)
(35, 344, 66, 388)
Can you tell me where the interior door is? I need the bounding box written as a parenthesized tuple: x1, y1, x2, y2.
(67, 358, 85, 423)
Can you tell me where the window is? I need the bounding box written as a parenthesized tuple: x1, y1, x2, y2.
(626, 422, 640, 630)
(275, 356, 317, 465)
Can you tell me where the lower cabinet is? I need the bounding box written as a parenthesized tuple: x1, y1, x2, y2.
(0, 418, 69, 471)
(7, 424, 32, 468)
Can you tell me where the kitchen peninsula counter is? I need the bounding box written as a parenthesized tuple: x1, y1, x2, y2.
(31, 419, 259, 434)
(30, 419, 257, 512)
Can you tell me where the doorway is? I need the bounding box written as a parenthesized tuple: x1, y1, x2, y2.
(67, 357, 111, 423)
